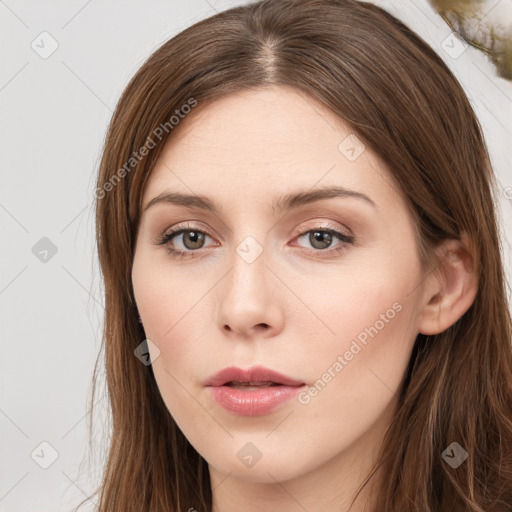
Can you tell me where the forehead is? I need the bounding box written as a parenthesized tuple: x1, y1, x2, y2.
(141, 85, 402, 214)
(156, 86, 346, 165)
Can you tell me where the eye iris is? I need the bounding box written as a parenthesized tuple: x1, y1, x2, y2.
(183, 230, 205, 250)
(309, 230, 332, 249)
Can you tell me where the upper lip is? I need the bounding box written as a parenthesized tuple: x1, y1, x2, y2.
(204, 365, 305, 387)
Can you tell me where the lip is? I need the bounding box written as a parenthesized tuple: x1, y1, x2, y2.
(204, 365, 305, 387)
(204, 365, 306, 416)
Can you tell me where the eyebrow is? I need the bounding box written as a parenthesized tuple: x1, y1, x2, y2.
(142, 186, 377, 215)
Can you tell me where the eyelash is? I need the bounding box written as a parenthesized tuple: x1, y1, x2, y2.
(154, 222, 355, 260)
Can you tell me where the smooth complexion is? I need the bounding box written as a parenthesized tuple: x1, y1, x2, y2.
(131, 85, 477, 512)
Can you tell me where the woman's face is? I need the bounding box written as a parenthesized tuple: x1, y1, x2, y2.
(132, 85, 428, 488)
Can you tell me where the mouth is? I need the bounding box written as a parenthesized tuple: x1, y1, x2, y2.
(204, 366, 305, 417)
(204, 365, 305, 388)
(206, 377, 306, 416)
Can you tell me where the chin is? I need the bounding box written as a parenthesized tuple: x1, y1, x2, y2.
(205, 442, 314, 484)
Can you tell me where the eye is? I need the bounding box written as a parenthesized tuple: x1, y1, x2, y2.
(292, 225, 355, 255)
(154, 224, 216, 259)
(154, 222, 355, 260)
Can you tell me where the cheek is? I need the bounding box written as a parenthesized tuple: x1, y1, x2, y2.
(131, 253, 210, 378)
(295, 250, 421, 420)
(295, 244, 417, 345)
(132, 257, 211, 431)
(133, 249, 202, 336)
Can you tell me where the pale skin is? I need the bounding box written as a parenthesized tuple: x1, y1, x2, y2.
(131, 85, 478, 512)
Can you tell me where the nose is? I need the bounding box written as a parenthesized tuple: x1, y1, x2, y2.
(216, 241, 285, 340)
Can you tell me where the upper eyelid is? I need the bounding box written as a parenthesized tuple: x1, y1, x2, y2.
(295, 224, 351, 237)
(160, 221, 351, 239)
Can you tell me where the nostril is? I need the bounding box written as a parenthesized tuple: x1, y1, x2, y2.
(222, 322, 270, 334)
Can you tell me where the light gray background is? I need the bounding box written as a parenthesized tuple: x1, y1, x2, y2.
(1, 1, 511, 511)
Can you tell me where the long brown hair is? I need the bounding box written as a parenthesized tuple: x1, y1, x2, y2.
(79, 0, 512, 510)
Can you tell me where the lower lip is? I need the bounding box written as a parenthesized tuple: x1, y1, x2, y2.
(207, 384, 305, 416)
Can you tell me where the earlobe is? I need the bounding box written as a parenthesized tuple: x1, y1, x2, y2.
(418, 233, 478, 335)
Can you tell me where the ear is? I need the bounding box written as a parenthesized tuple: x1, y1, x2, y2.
(418, 232, 478, 335)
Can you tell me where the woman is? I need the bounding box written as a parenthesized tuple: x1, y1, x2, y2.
(83, 0, 512, 510)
